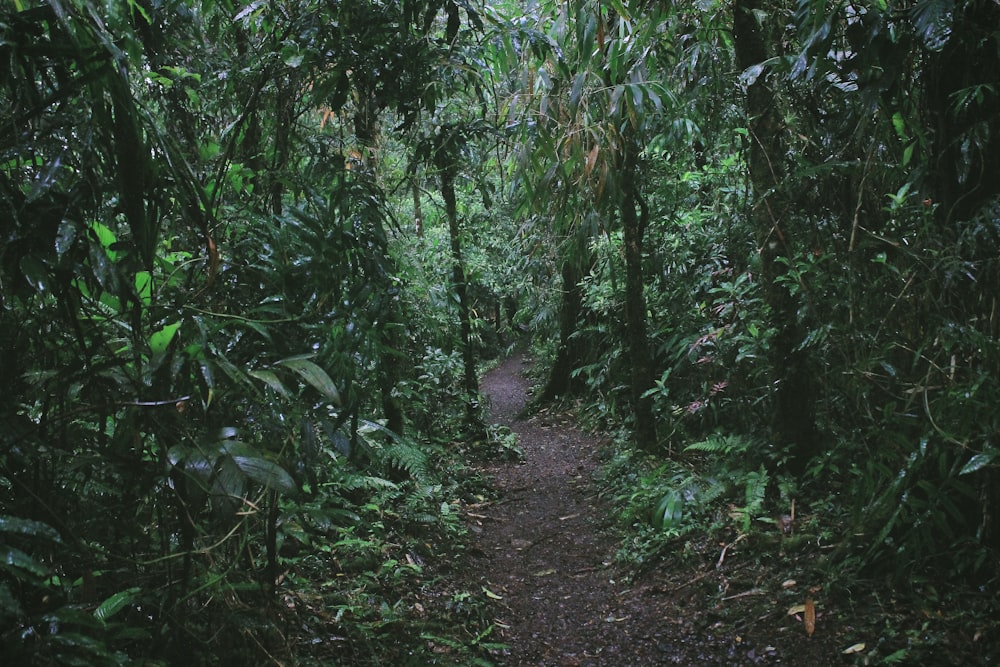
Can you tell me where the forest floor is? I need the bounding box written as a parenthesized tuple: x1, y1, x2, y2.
(467, 352, 993, 666)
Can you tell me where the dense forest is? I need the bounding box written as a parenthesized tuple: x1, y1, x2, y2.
(2, 0, 999, 664)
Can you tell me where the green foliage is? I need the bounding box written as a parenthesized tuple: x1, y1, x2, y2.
(3, 0, 1000, 662)
(0, 0, 502, 663)
(599, 435, 783, 571)
(545, 0, 1000, 596)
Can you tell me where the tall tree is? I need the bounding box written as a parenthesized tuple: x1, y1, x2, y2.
(435, 124, 484, 433)
(733, 0, 819, 474)
(619, 137, 658, 448)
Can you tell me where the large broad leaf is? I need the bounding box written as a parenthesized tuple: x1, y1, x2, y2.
(149, 321, 181, 353)
(94, 587, 141, 623)
(0, 515, 62, 542)
(231, 456, 296, 493)
(276, 356, 342, 406)
(249, 369, 291, 399)
(218, 441, 295, 493)
(0, 546, 49, 579)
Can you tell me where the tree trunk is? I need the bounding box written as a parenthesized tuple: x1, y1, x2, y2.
(412, 180, 424, 237)
(436, 132, 482, 434)
(733, 0, 818, 475)
(620, 143, 657, 451)
(353, 87, 406, 437)
(539, 255, 588, 402)
(379, 301, 406, 437)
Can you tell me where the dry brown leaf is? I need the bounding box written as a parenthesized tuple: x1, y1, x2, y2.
(584, 145, 599, 178)
(804, 598, 816, 636)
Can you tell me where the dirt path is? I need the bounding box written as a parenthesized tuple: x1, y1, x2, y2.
(470, 352, 688, 666)
(467, 352, 996, 667)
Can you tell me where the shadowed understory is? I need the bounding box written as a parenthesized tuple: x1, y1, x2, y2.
(471, 353, 787, 666)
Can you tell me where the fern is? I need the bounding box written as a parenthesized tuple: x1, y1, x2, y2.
(684, 433, 752, 455)
(384, 442, 429, 480)
(340, 474, 399, 492)
(696, 476, 730, 505)
(744, 466, 769, 514)
(356, 419, 431, 481)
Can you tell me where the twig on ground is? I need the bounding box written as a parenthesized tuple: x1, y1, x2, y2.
(717, 533, 747, 569)
(523, 531, 559, 552)
(722, 588, 765, 601)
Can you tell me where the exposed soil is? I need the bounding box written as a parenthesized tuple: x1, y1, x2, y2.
(468, 352, 850, 666)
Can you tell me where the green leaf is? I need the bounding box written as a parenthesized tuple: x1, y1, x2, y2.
(218, 441, 296, 493)
(282, 45, 304, 68)
(19, 255, 49, 292)
(94, 587, 141, 623)
(482, 586, 503, 600)
(0, 516, 62, 542)
(891, 111, 906, 139)
(1, 546, 49, 579)
(959, 452, 996, 476)
(652, 490, 683, 529)
(630, 83, 643, 110)
(55, 221, 77, 257)
(89, 221, 119, 260)
(277, 356, 342, 405)
(232, 456, 295, 493)
(249, 369, 291, 399)
(135, 271, 152, 307)
(740, 63, 765, 87)
(149, 321, 182, 354)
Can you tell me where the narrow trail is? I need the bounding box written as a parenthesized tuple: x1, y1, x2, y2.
(471, 352, 684, 666)
(467, 353, 970, 667)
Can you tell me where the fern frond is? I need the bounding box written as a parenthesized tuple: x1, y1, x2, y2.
(685, 434, 748, 454)
(697, 476, 730, 504)
(385, 442, 429, 480)
(340, 474, 399, 492)
(744, 466, 770, 514)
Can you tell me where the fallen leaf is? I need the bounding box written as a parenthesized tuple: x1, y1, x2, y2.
(782, 579, 797, 589)
(532, 568, 557, 577)
(842, 642, 866, 654)
(787, 603, 806, 616)
(804, 598, 816, 636)
(482, 586, 503, 600)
